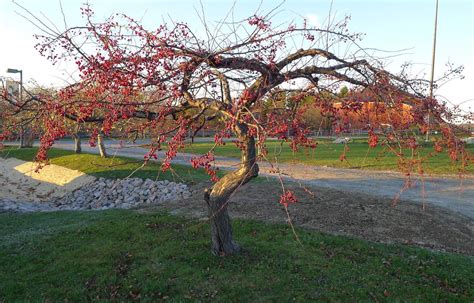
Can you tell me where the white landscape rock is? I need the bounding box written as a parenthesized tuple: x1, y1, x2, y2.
(0, 157, 192, 213)
(461, 137, 474, 145)
(333, 137, 352, 144)
(0, 177, 192, 212)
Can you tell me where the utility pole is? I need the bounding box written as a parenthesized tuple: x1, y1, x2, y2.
(426, 0, 439, 142)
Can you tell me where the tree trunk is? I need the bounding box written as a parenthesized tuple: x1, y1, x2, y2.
(23, 130, 34, 147)
(19, 126, 25, 148)
(20, 127, 34, 148)
(204, 124, 259, 255)
(97, 133, 108, 158)
(73, 134, 82, 153)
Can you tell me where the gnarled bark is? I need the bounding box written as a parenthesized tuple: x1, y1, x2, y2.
(204, 124, 259, 255)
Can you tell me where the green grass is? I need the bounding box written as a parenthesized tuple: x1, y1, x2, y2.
(1, 145, 472, 301)
(183, 140, 474, 175)
(0, 210, 472, 302)
(0, 147, 220, 184)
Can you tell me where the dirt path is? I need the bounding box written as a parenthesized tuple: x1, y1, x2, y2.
(51, 140, 474, 219)
(142, 181, 474, 255)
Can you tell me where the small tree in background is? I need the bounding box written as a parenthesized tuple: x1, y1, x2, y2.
(71, 123, 82, 154)
(0, 3, 471, 255)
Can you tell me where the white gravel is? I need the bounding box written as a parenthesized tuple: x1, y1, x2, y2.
(0, 158, 192, 213)
(0, 177, 192, 213)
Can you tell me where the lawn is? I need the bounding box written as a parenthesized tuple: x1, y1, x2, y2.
(183, 140, 474, 175)
(0, 210, 473, 302)
(1, 146, 473, 301)
(0, 146, 220, 184)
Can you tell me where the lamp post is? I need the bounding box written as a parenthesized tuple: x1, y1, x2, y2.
(6, 68, 22, 101)
(6, 68, 25, 147)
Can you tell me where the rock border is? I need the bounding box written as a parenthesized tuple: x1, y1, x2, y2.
(0, 177, 192, 212)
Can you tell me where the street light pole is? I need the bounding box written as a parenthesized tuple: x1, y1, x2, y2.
(6, 68, 22, 102)
(6, 68, 24, 147)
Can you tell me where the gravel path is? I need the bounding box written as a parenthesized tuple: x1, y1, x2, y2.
(48, 139, 474, 219)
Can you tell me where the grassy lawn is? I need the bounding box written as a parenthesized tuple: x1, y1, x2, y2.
(4, 140, 471, 176)
(0, 147, 220, 184)
(1, 146, 473, 301)
(1, 210, 473, 302)
(183, 140, 474, 175)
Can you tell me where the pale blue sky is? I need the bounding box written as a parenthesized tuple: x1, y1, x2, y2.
(1, 0, 472, 110)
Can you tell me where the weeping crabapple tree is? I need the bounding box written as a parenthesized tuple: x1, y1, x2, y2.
(1, 4, 471, 255)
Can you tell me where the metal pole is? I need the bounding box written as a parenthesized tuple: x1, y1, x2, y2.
(19, 70, 23, 103)
(19, 70, 25, 147)
(426, 0, 439, 142)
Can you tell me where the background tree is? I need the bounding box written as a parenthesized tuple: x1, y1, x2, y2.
(0, 4, 470, 255)
(71, 123, 82, 154)
(0, 84, 55, 148)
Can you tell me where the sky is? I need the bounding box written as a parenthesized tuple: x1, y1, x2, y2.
(0, 0, 472, 111)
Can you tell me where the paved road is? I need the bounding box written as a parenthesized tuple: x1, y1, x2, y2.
(43, 139, 474, 220)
